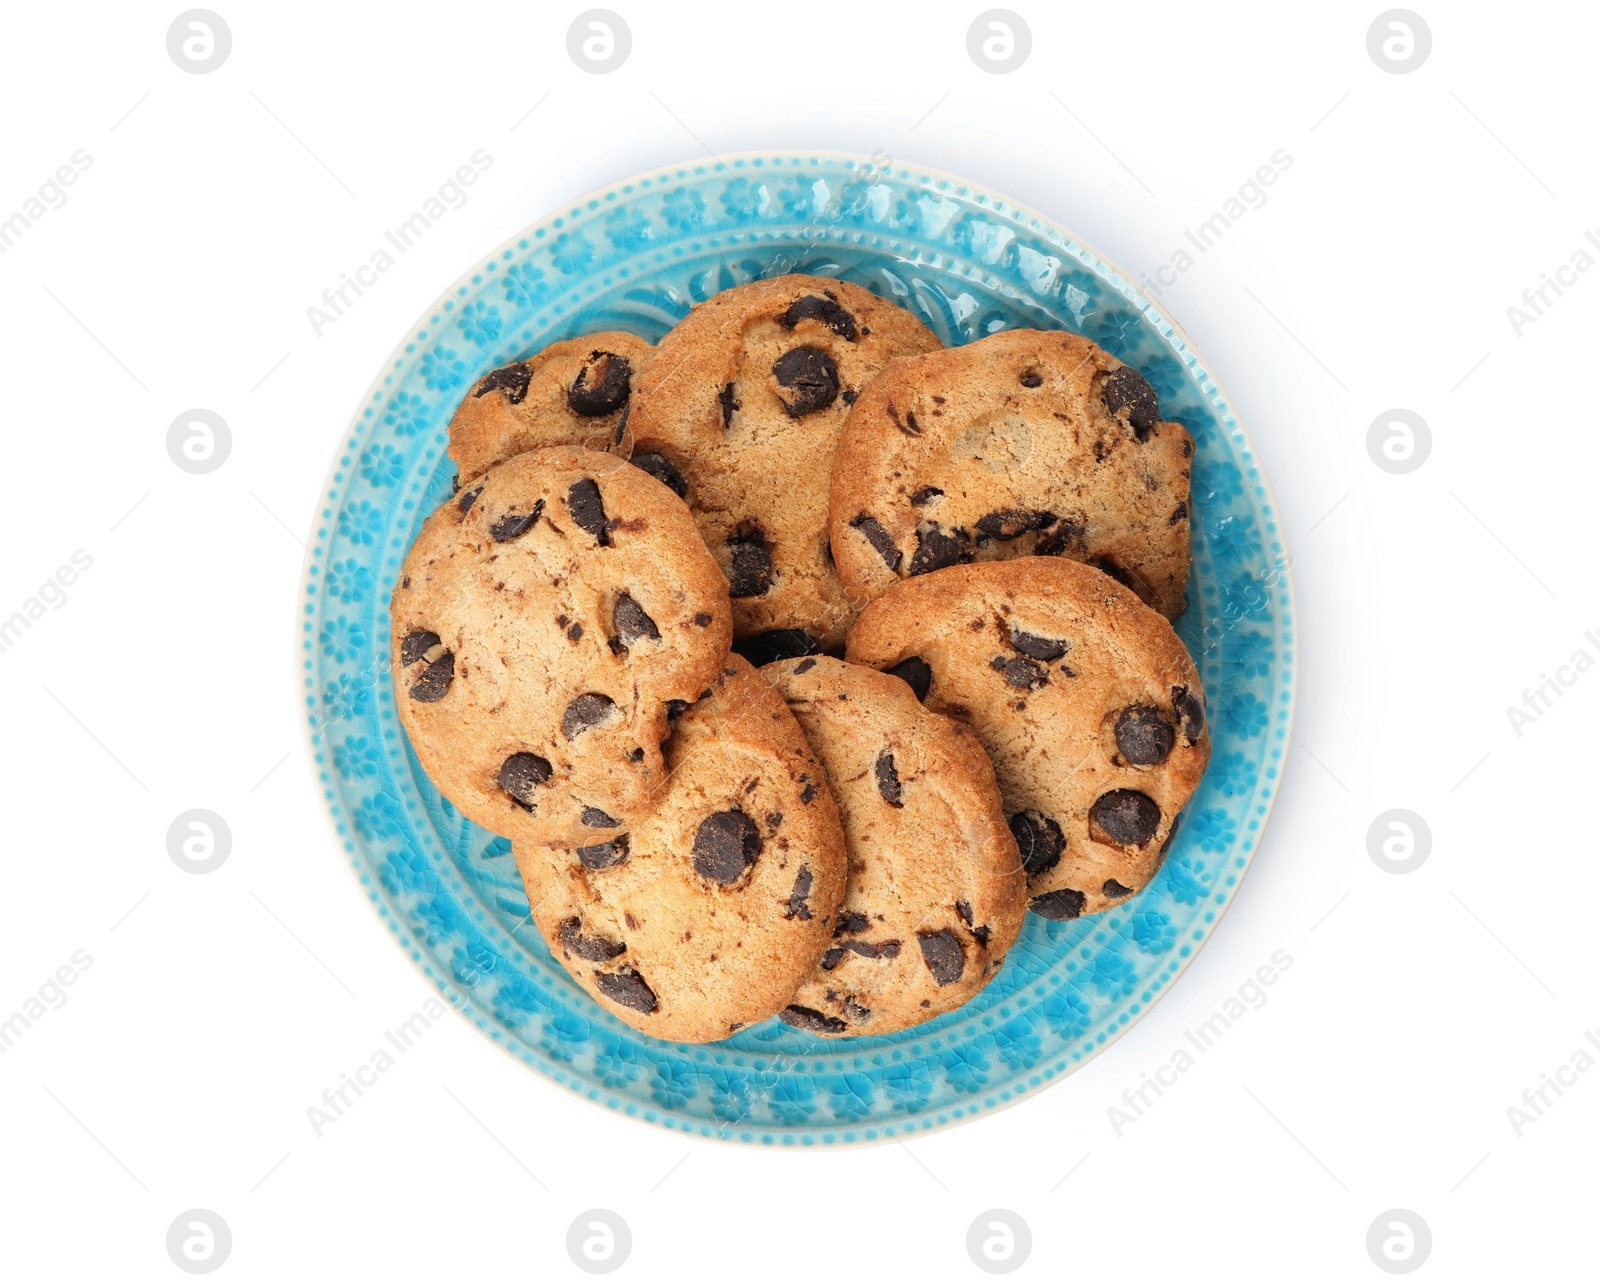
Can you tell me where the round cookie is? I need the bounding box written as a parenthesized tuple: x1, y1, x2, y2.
(763, 656, 1025, 1037)
(514, 656, 848, 1043)
(447, 332, 655, 485)
(845, 557, 1210, 920)
(391, 445, 732, 849)
(830, 329, 1194, 620)
(626, 274, 942, 654)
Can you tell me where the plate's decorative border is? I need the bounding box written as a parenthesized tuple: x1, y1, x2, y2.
(301, 152, 1294, 1146)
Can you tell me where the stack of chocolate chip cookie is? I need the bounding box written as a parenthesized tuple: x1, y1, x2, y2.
(390, 274, 1211, 1044)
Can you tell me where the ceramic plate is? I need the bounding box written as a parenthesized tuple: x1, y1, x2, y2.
(302, 151, 1294, 1146)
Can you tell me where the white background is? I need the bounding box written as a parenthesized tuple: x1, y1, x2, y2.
(2, 1, 1595, 1279)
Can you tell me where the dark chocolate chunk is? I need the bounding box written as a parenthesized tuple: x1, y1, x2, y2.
(498, 753, 553, 809)
(1006, 627, 1069, 661)
(885, 655, 933, 702)
(731, 628, 820, 665)
(799, 782, 818, 804)
(1115, 706, 1175, 765)
(1030, 888, 1086, 920)
(665, 698, 690, 722)
(693, 613, 713, 627)
(473, 361, 532, 404)
(793, 658, 817, 674)
(1173, 686, 1206, 743)
(834, 911, 869, 936)
(1035, 517, 1087, 556)
(489, 498, 544, 543)
(409, 651, 454, 702)
(1019, 371, 1043, 388)
(566, 478, 611, 545)
(630, 452, 688, 498)
(820, 946, 846, 970)
(1169, 501, 1188, 525)
(910, 486, 944, 506)
(850, 513, 901, 571)
(562, 692, 616, 739)
(559, 917, 625, 962)
(874, 750, 904, 807)
(594, 968, 655, 1013)
(576, 834, 630, 869)
(908, 522, 975, 576)
(990, 655, 1049, 690)
(772, 347, 839, 417)
(718, 381, 739, 429)
(1009, 811, 1065, 876)
(956, 899, 973, 926)
(612, 593, 659, 647)
(785, 866, 814, 920)
(824, 939, 901, 968)
(567, 623, 584, 642)
(567, 350, 633, 417)
(976, 509, 1053, 540)
(726, 532, 774, 598)
(457, 486, 483, 515)
(1103, 879, 1133, 899)
(613, 405, 630, 446)
(400, 629, 440, 667)
(781, 294, 858, 340)
(1090, 789, 1162, 847)
(780, 1005, 847, 1034)
(917, 929, 965, 985)
(1103, 365, 1158, 438)
(692, 809, 762, 883)
(581, 806, 620, 828)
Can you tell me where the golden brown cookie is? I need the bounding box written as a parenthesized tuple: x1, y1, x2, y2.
(625, 275, 941, 655)
(447, 332, 655, 484)
(830, 329, 1193, 620)
(391, 445, 732, 848)
(763, 656, 1024, 1037)
(514, 656, 848, 1043)
(846, 557, 1209, 920)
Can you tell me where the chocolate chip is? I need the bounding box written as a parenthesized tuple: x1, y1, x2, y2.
(612, 593, 659, 647)
(409, 652, 454, 702)
(799, 782, 818, 804)
(874, 750, 903, 807)
(566, 478, 611, 545)
(910, 486, 944, 506)
(457, 486, 483, 515)
(825, 939, 900, 968)
(1103, 366, 1159, 438)
(489, 498, 544, 542)
(693, 613, 713, 627)
(731, 628, 819, 665)
(1030, 888, 1086, 920)
(594, 968, 655, 1013)
(1035, 517, 1087, 556)
(400, 629, 440, 666)
(613, 405, 629, 446)
(581, 806, 619, 828)
(972, 923, 991, 947)
(498, 753, 552, 809)
(562, 693, 616, 739)
(1169, 501, 1188, 525)
(843, 998, 872, 1022)
(793, 658, 817, 674)
(716, 381, 740, 430)
(1006, 627, 1068, 661)
(841, 390, 858, 405)
(474, 361, 532, 404)
(820, 946, 846, 970)
(780, 1005, 846, 1034)
(1103, 879, 1133, 899)
(850, 513, 901, 571)
(630, 452, 688, 498)
(976, 509, 1054, 540)
(887, 402, 920, 436)
(1009, 811, 1065, 876)
(917, 929, 965, 985)
(885, 656, 932, 702)
(692, 809, 762, 883)
(785, 866, 814, 920)
(1115, 706, 1175, 765)
(577, 834, 630, 869)
(1090, 789, 1162, 847)
(908, 522, 975, 576)
(559, 917, 625, 962)
(665, 699, 690, 721)
(1019, 371, 1043, 388)
(567, 350, 633, 417)
(1173, 686, 1206, 743)
(990, 655, 1048, 690)
(834, 911, 869, 936)
(956, 900, 973, 925)
(567, 623, 584, 642)
(772, 347, 839, 417)
(781, 294, 858, 340)
(726, 532, 774, 598)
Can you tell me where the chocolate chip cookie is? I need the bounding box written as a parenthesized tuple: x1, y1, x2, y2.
(763, 657, 1024, 1037)
(514, 656, 848, 1043)
(830, 329, 1193, 620)
(391, 445, 732, 849)
(447, 332, 655, 485)
(846, 557, 1209, 920)
(625, 275, 942, 655)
